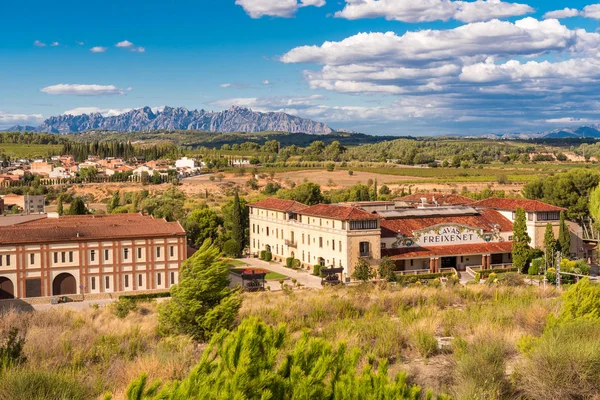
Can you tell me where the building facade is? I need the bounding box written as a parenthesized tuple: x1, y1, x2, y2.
(248, 199, 381, 278)
(0, 213, 186, 300)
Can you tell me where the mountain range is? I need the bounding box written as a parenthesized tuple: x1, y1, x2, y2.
(4, 106, 335, 135)
(476, 126, 600, 140)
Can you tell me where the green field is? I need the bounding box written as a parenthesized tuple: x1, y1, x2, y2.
(230, 267, 287, 280)
(0, 143, 62, 158)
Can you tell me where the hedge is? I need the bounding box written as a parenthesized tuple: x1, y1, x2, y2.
(313, 264, 322, 276)
(285, 257, 294, 268)
(263, 251, 272, 262)
(393, 272, 455, 284)
(119, 292, 171, 301)
(479, 267, 518, 278)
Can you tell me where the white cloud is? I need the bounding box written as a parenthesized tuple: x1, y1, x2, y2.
(545, 117, 595, 124)
(132, 46, 145, 53)
(33, 40, 46, 47)
(116, 40, 134, 48)
(543, 8, 580, 19)
(583, 4, 600, 19)
(40, 84, 127, 96)
(62, 107, 133, 117)
(334, 0, 533, 23)
(220, 83, 232, 88)
(76, 41, 85, 46)
(50, 42, 60, 47)
(262, 80, 271, 85)
(235, 0, 325, 18)
(90, 46, 107, 53)
(0, 111, 44, 126)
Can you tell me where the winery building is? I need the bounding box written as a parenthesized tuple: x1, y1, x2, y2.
(0, 213, 186, 300)
(249, 195, 585, 278)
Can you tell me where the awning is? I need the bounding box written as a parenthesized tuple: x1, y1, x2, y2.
(382, 241, 513, 260)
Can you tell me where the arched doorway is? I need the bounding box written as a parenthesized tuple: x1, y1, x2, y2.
(290, 251, 295, 259)
(0, 277, 14, 300)
(52, 273, 77, 296)
(265, 244, 272, 252)
(318, 257, 325, 266)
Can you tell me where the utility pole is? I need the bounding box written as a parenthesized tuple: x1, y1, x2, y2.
(556, 251, 562, 289)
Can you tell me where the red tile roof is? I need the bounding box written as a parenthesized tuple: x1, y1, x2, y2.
(380, 209, 512, 238)
(248, 198, 308, 212)
(382, 241, 514, 260)
(471, 197, 566, 212)
(299, 204, 379, 221)
(395, 193, 473, 206)
(0, 213, 185, 245)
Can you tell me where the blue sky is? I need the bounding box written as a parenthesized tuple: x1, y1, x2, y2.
(1, 0, 600, 135)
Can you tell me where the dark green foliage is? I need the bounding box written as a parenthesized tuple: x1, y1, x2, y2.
(112, 298, 138, 319)
(543, 222, 556, 269)
(142, 187, 185, 222)
(108, 190, 120, 213)
(229, 192, 244, 257)
(313, 264, 322, 276)
(183, 206, 223, 247)
(222, 239, 240, 258)
(512, 207, 531, 273)
(279, 182, 323, 205)
(263, 251, 272, 262)
(558, 211, 571, 256)
(523, 168, 600, 220)
(352, 259, 374, 282)
(125, 318, 441, 400)
(158, 240, 241, 341)
(56, 196, 64, 216)
(119, 292, 170, 301)
(0, 328, 26, 370)
(67, 196, 88, 215)
(285, 257, 294, 268)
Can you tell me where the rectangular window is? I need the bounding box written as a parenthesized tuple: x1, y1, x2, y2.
(138, 248, 142, 259)
(30, 253, 35, 265)
(339, 241, 342, 252)
(90, 250, 95, 262)
(61, 252, 66, 263)
(156, 247, 161, 258)
(332, 241, 335, 250)
(125, 275, 129, 288)
(350, 220, 378, 230)
(359, 242, 370, 257)
(124, 248, 129, 260)
(105, 276, 110, 289)
(138, 274, 143, 287)
(170, 272, 175, 285)
(53, 252, 58, 263)
(91, 277, 96, 290)
(252, 224, 255, 234)
(266, 227, 269, 236)
(68, 252, 73, 263)
(319, 237, 323, 248)
(170, 246, 174, 257)
(5, 255, 10, 266)
(104, 249, 109, 261)
(0, 256, 3, 267)
(157, 273, 162, 286)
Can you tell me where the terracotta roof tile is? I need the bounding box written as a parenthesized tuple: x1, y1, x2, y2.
(471, 197, 566, 212)
(0, 213, 185, 245)
(248, 198, 308, 212)
(394, 193, 473, 206)
(380, 209, 512, 238)
(299, 204, 379, 221)
(382, 241, 514, 259)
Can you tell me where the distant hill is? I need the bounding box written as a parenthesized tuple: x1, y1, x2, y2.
(27, 106, 335, 135)
(482, 125, 600, 140)
(3, 125, 38, 132)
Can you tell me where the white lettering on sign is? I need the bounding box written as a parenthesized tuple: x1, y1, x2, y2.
(420, 226, 479, 245)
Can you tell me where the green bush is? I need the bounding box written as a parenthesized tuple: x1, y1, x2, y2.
(259, 250, 267, 260)
(222, 239, 241, 258)
(479, 267, 518, 278)
(474, 272, 481, 283)
(413, 329, 438, 358)
(546, 267, 557, 284)
(285, 257, 294, 268)
(529, 258, 542, 275)
(0, 328, 26, 370)
(119, 292, 170, 301)
(313, 264, 322, 276)
(292, 259, 301, 269)
(263, 251, 272, 262)
(394, 272, 455, 284)
(112, 298, 137, 319)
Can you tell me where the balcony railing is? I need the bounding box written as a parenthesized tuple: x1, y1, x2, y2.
(284, 239, 297, 248)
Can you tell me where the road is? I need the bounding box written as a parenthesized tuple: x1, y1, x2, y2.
(234, 257, 323, 290)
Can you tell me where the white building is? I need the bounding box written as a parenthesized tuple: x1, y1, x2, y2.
(175, 157, 197, 170)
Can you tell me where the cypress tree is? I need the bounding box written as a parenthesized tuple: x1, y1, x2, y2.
(543, 223, 556, 269)
(56, 196, 64, 216)
(558, 211, 571, 256)
(108, 190, 120, 213)
(372, 180, 378, 201)
(231, 191, 244, 257)
(512, 207, 531, 273)
(67, 197, 88, 215)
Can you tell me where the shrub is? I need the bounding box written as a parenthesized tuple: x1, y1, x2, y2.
(285, 257, 294, 268)
(263, 252, 272, 262)
(0, 370, 93, 399)
(292, 259, 301, 269)
(259, 250, 267, 260)
(413, 329, 438, 358)
(529, 258, 542, 275)
(112, 298, 137, 319)
(352, 258, 373, 282)
(222, 239, 241, 258)
(394, 272, 455, 284)
(326, 163, 335, 172)
(546, 267, 557, 284)
(479, 267, 518, 278)
(0, 328, 26, 370)
(348, 170, 354, 176)
(313, 264, 322, 276)
(474, 272, 481, 283)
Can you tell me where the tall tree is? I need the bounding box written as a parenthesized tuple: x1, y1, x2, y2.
(108, 190, 120, 213)
(371, 180, 378, 201)
(558, 211, 571, 256)
(183, 206, 223, 247)
(543, 223, 556, 270)
(158, 239, 241, 341)
(230, 191, 244, 257)
(56, 196, 64, 216)
(67, 197, 88, 215)
(512, 207, 531, 273)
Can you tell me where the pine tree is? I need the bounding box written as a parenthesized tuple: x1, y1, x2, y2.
(558, 211, 571, 256)
(543, 223, 556, 270)
(512, 207, 531, 273)
(371, 180, 378, 201)
(230, 191, 244, 257)
(108, 190, 120, 213)
(56, 196, 64, 216)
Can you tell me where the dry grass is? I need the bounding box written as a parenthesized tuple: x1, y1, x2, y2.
(0, 302, 200, 399)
